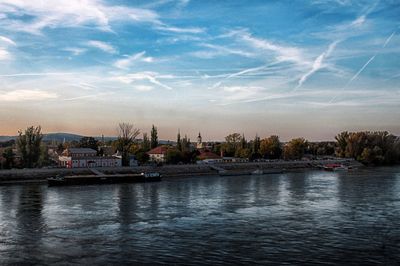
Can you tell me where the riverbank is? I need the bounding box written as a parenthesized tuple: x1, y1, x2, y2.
(0, 158, 361, 185)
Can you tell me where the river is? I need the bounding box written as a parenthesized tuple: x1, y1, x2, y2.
(1, 167, 399, 265)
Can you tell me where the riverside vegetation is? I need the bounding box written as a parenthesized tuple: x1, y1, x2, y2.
(1, 124, 400, 169)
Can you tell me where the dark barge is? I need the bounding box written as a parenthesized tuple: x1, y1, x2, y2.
(47, 172, 161, 186)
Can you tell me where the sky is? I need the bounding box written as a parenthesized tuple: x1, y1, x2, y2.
(0, 0, 399, 141)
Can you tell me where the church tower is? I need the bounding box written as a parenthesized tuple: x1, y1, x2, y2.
(196, 132, 203, 149)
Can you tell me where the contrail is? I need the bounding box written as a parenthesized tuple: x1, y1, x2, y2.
(329, 29, 395, 104)
(329, 55, 375, 103)
(348, 55, 376, 84)
(383, 30, 396, 48)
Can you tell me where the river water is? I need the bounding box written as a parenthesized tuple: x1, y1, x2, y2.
(0, 167, 399, 265)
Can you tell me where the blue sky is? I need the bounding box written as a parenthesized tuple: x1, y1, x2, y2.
(0, 0, 399, 140)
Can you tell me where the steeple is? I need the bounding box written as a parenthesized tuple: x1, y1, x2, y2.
(196, 132, 203, 149)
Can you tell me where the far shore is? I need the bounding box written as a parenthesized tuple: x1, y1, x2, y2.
(0, 158, 362, 185)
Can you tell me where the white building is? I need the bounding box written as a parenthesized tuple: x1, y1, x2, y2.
(147, 146, 168, 163)
(58, 148, 122, 168)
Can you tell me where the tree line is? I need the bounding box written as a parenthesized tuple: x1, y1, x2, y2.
(335, 131, 400, 165)
(1, 124, 399, 169)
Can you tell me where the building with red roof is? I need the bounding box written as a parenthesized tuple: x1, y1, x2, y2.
(147, 146, 169, 163)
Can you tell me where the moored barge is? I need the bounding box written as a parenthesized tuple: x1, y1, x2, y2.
(47, 172, 161, 186)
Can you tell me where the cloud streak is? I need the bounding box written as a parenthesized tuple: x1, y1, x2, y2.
(115, 72, 173, 90)
(87, 40, 117, 54)
(296, 40, 340, 89)
(0, 89, 58, 102)
(0, 35, 16, 46)
(113, 51, 154, 69)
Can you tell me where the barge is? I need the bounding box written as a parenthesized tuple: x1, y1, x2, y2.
(47, 172, 161, 186)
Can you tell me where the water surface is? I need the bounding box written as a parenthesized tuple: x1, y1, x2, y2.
(1, 167, 399, 265)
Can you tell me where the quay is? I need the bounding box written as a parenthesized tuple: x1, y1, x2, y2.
(0, 158, 361, 186)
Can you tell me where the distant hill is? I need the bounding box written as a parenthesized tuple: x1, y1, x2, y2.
(43, 133, 118, 142)
(0, 136, 15, 142)
(0, 133, 118, 143)
(43, 133, 84, 142)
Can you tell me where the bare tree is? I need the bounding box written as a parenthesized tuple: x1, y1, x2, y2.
(117, 123, 140, 166)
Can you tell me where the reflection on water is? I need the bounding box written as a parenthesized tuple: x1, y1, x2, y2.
(1, 167, 400, 264)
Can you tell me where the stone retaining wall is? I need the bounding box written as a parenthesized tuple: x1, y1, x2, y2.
(0, 158, 362, 185)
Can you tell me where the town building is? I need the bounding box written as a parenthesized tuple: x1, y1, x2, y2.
(147, 146, 168, 163)
(58, 148, 121, 168)
(196, 150, 222, 164)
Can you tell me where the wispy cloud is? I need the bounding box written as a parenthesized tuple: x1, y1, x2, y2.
(87, 40, 117, 54)
(0, 89, 58, 102)
(191, 43, 254, 59)
(0, 0, 159, 34)
(0, 47, 11, 60)
(0, 0, 204, 38)
(0, 72, 75, 77)
(0, 35, 16, 46)
(226, 28, 308, 66)
(154, 24, 204, 34)
(220, 86, 264, 102)
(135, 85, 154, 91)
(63, 92, 112, 101)
(296, 40, 340, 89)
(113, 51, 154, 69)
(63, 47, 86, 56)
(114, 72, 173, 90)
(329, 29, 396, 103)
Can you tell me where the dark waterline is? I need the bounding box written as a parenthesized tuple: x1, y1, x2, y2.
(1, 167, 399, 265)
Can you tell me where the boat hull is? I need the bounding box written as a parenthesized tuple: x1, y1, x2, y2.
(48, 173, 161, 186)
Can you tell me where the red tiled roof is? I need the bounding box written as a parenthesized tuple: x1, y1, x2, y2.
(147, 146, 169, 155)
(198, 151, 221, 160)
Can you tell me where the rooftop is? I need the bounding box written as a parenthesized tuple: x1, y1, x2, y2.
(147, 146, 168, 155)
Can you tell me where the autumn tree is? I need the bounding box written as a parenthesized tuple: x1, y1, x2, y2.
(335, 131, 400, 165)
(283, 138, 308, 160)
(221, 133, 242, 157)
(252, 135, 261, 155)
(17, 126, 43, 168)
(2, 148, 14, 169)
(260, 135, 282, 159)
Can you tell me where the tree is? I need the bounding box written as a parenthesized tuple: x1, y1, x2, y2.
(17, 126, 43, 168)
(150, 124, 158, 149)
(221, 133, 242, 157)
(166, 148, 183, 164)
(260, 135, 282, 159)
(116, 123, 140, 166)
(235, 147, 251, 159)
(38, 144, 50, 167)
(283, 138, 308, 160)
(142, 133, 150, 151)
(240, 134, 247, 149)
(79, 136, 99, 151)
(177, 130, 182, 151)
(181, 135, 191, 153)
(57, 143, 65, 155)
(134, 149, 150, 164)
(335, 131, 400, 165)
(335, 131, 348, 157)
(2, 147, 14, 169)
(252, 134, 261, 155)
